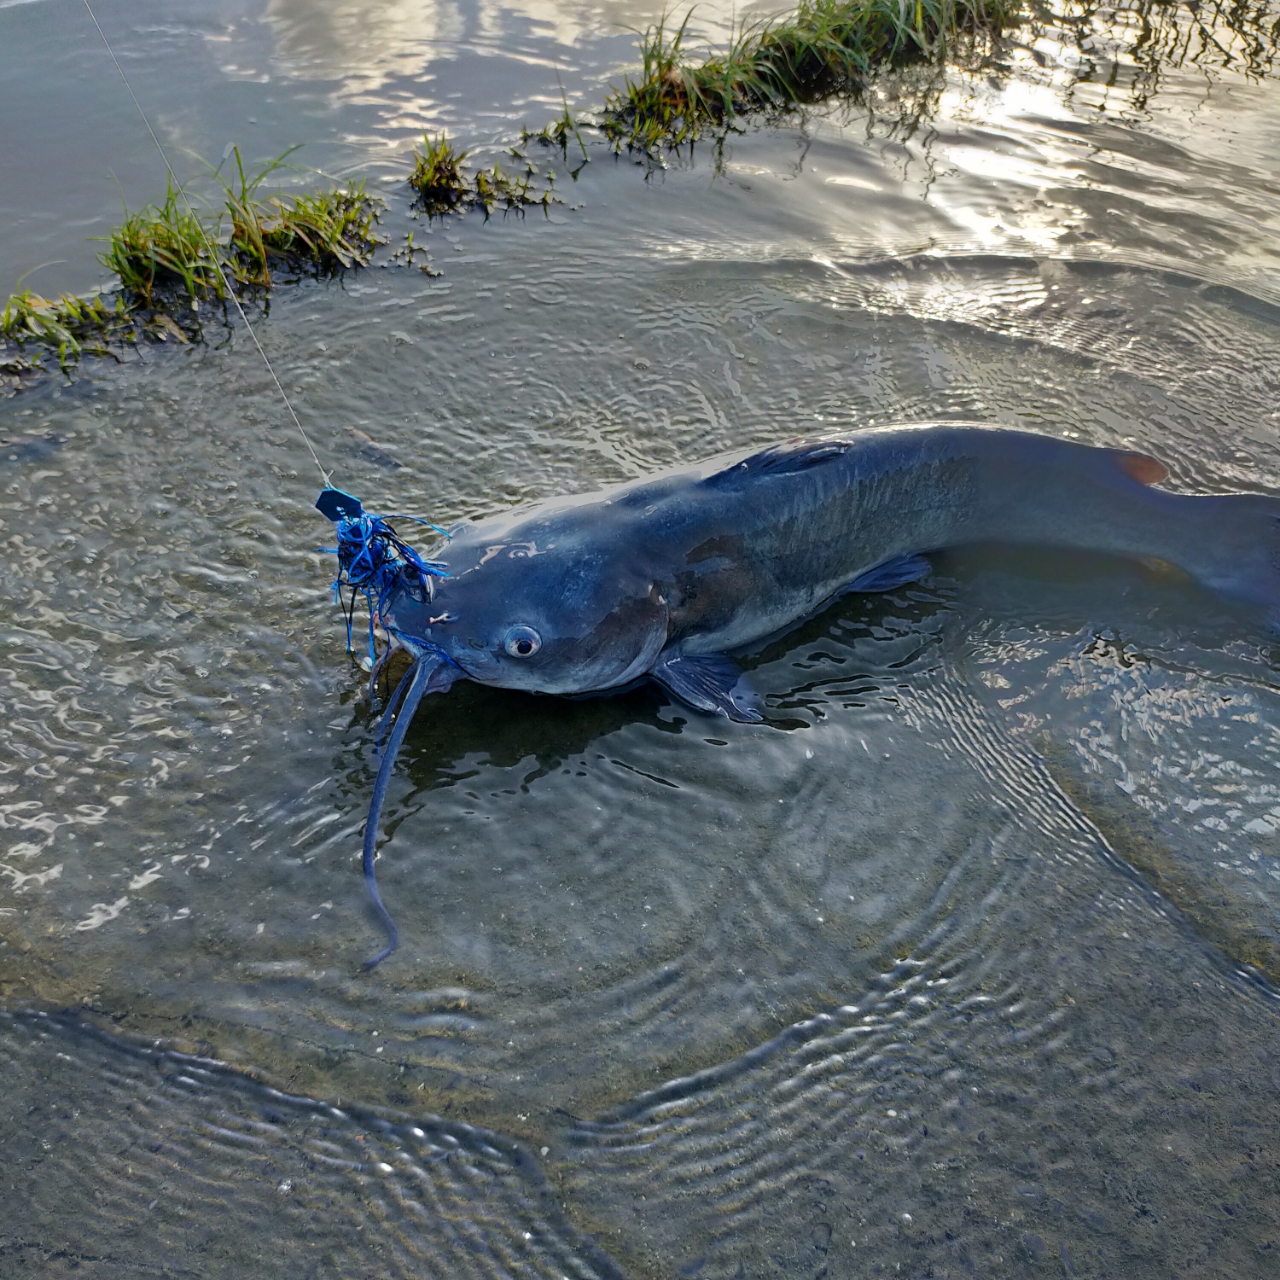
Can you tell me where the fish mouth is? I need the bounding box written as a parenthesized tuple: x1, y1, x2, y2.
(392, 629, 469, 680)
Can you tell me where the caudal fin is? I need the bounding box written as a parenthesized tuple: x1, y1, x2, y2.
(1172, 491, 1280, 629)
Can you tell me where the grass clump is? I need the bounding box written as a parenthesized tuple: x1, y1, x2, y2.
(259, 185, 382, 272)
(2, 148, 385, 382)
(217, 147, 384, 288)
(409, 132, 470, 215)
(96, 180, 223, 304)
(602, 0, 1019, 152)
(409, 132, 558, 219)
(0, 289, 131, 371)
(94, 148, 384, 302)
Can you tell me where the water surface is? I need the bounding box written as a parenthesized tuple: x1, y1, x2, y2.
(2, 0, 1280, 1275)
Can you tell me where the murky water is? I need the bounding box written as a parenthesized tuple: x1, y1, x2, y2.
(3, 0, 1280, 1274)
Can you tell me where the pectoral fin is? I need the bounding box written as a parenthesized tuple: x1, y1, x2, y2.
(845, 553, 932, 594)
(651, 652, 763, 723)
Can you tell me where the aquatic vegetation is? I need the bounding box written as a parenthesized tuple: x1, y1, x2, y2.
(410, 131, 557, 218)
(9, 0, 1271, 386)
(521, 0, 1280, 155)
(408, 132, 470, 216)
(523, 84, 592, 169)
(96, 180, 223, 304)
(524, 107, 580, 152)
(389, 230, 440, 275)
(601, 0, 1019, 153)
(217, 147, 384, 288)
(1, 150, 384, 379)
(0, 288, 133, 372)
(471, 162, 556, 217)
(259, 185, 383, 273)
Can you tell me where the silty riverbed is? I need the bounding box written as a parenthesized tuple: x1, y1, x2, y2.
(2, 0, 1280, 1275)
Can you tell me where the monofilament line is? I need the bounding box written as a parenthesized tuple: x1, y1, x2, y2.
(81, 0, 332, 489)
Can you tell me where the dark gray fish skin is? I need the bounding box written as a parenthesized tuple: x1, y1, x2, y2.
(385, 424, 1280, 720)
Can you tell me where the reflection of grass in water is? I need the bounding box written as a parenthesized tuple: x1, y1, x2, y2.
(2, 148, 383, 381)
(601, 1, 1018, 153)
(1051, 0, 1280, 111)
(1043, 742, 1280, 988)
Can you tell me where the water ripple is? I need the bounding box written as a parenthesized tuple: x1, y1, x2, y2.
(0, 1006, 623, 1278)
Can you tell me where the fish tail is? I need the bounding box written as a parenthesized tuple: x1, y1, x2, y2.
(1167, 490, 1280, 627)
(974, 436, 1280, 628)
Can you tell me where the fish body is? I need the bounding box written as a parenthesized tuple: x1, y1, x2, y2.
(345, 424, 402, 469)
(383, 424, 1280, 719)
(327, 423, 1280, 963)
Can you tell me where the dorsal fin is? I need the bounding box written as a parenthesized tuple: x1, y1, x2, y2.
(703, 438, 851, 489)
(1113, 449, 1170, 486)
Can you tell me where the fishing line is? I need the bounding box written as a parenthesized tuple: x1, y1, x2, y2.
(81, 2, 451, 969)
(81, 0, 332, 488)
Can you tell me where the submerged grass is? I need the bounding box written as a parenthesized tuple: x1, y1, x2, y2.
(601, 0, 1019, 152)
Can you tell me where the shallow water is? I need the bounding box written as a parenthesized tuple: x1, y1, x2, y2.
(3, 0, 1280, 1275)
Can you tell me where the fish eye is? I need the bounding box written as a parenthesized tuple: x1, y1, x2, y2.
(503, 625, 542, 658)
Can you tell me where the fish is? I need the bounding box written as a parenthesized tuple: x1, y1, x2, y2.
(345, 424, 403, 469)
(320, 423, 1280, 964)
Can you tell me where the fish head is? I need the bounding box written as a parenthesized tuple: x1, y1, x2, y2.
(388, 516, 671, 697)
